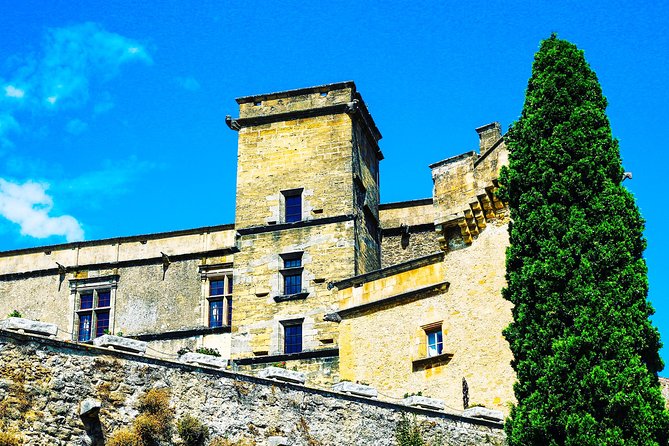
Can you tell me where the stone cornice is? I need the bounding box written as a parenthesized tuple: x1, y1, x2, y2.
(329, 251, 444, 290)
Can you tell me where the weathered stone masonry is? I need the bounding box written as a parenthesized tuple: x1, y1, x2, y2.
(0, 331, 505, 446)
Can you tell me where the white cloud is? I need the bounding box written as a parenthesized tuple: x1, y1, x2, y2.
(21, 22, 153, 109)
(0, 178, 84, 242)
(176, 76, 200, 92)
(0, 22, 152, 146)
(4, 85, 25, 98)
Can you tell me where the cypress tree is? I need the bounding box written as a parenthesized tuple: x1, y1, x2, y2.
(499, 34, 669, 445)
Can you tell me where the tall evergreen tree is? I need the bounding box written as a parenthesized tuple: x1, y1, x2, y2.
(500, 34, 669, 445)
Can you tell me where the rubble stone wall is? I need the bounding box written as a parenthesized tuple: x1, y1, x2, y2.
(0, 331, 505, 446)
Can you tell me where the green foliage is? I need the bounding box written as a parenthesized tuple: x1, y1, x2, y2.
(195, 347, 221, 357)
(177, 414, 209, 446)
(403, 391, 423, 398)
(0, 432, 22, 446)
(7, 310, 22, 318)
(395, 414, 425, 446)
(500, 33, 669, 445)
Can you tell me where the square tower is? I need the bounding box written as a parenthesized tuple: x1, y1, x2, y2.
(227, 82, 383, 359)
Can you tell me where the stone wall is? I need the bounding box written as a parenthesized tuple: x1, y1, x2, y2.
(0, 331, 505, 446)
(0, 226, 236, 359)
(338, 222, 514, 415)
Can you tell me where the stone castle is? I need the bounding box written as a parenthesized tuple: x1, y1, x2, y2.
(7, 80, 656, 444)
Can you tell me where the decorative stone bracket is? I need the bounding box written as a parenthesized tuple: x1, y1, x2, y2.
(435, 181, 507, 249)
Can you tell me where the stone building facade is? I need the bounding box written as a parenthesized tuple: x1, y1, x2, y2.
(0, 81, 516, 418)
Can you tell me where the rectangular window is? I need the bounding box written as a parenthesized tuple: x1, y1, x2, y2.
(76, 288, 112, 342)
(283, 321, 303, 354)
(283, 190, 302, 223)
(208, 274, 232, 328)
(281, 253, 303, 296)
(426, 327, 443, 357)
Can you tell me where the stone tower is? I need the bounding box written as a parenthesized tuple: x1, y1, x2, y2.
(226, 81, 383, 359)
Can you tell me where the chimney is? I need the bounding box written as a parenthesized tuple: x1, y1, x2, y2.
(475, 122, 501, 153)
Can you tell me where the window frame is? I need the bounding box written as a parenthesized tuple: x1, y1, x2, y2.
(69, 275, 118, 342)
(282, 188, 303, 223)
(280, 252, 304, 296)
(199, 264, 233, 329)
(423, 322, 444, 358)
(282, 319, 303, 354)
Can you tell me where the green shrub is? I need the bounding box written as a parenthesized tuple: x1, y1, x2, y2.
(195, 347, 220, 357)
(7, 310, 21, 318)
(395, 414, 425, 446)
(177, 414, 209, 446)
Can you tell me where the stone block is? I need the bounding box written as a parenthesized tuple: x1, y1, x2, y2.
(0, 317, 58, 337)
(402, 395, 444, 411)
(462, 406, 504, 422)
(92, 335, 147, 354)
(332, 381, 378, 398)
(257, 366, 306, 384)
(79, 398, 101, 417)
(180, 352, 227, 369)
(267, 436, 290, 446)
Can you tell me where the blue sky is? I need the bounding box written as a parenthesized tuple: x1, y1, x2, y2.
(1, 1, 668, 367)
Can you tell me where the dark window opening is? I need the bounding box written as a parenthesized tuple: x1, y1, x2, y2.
(281, 254, 303, 295)
(285, 194, 302, 223)
(283, 322, 303, 354)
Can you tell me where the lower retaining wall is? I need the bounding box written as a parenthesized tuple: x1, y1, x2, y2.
(0, 331, 505, 446)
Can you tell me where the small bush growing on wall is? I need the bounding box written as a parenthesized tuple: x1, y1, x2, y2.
(395, 414, 425, 446)
(106, 429, 140, 446)
(0, 431, 22, 446)
(107, 388, 174, 446)
(6, 310, 21, 318)
(177, 414, 209, 446)
(195, 347, 220, 357)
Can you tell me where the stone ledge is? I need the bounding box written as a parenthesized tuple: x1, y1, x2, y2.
(93, 334, 147, 354)
(402, 395, 445, 411)
(258, 366, 306, 384)
(274, 292, 309, 303)
(180, 352, 227, 369)
(332, 381, 378, 398)
(0, 317, 58, 337)
(463, 407, 504, 422)
(411, 353, 453, 371)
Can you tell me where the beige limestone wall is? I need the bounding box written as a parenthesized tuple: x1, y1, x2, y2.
(338, 222, 514, 415)
(0, 247, 235, 359)
(238, 86, 353, 118)
(231, 221, 355, 358)
(234, 113, 355, 229)
(381, 230, 441, 268)
(0, 227, 235, 275)
(379, 200, 435, 228)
